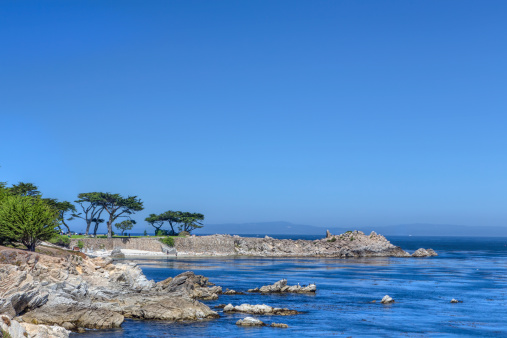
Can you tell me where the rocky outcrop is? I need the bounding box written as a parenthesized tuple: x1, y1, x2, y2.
(0, 246, 218, 333)
(271, 323, 289, 328)
(223, 303, 299, 315)
(0, 314, 70, 338)
(223, 289, 245, 295)
(176, 231, 416, 258)
(248, 279, 316, 293)
(236, 317, 266, 327)
(110, 248, 125, 259)
(155, 271, 222, 300)
(381, 295, 394, 304)
(411, 248, 438, 257)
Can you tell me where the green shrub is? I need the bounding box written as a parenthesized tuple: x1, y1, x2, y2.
(327, 237, 337, 243)
(350, 237, 354, 241)
(160, 237, 174, 247)
(77, 240, 84, 249)
(179, 231, 190, 237)
(48, 234, 71, 247)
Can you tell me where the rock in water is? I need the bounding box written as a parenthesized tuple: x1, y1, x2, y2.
(412, 248, 438, 257)
(248, 279, 316, 293)
(271, 323, 289, 328)
(450, 299, 462, 303)
(236, 317, 266, 327)
(223, 288, 245, 295)
(381, 295, 394, 304)
(111, 248, 125, 259)
(223, 303, 299, 315)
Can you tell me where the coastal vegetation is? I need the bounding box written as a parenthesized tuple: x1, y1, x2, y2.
(146, 210, 204, 235)
(0, 195, 60, 251)
(0, 177, 205, 252)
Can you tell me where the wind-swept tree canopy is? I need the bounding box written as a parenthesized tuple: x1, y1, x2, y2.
(0, 195, 60, 251)
(145, 213, 165, 233)
(114, 219, 136, 236)
(179, 212, 204, 234)
(8, 182, 41, 197)
(44, 199, 77, 234)
(95, 193, 144, 238)
(74, 193, 104, 235)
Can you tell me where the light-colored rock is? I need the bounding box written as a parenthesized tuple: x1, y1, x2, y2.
(450, 299, 462, 303)
(0, 247, 218, 332)
(248, 279, 316, 293)
(223, 288, 245, 295)
(1, 315, 29, 338)
(412, 248, 438, 257)
(21, 322, 71, 338)
(223, 303, 299, 315)
(110, 248, 125, 259)
(236, 317, 266, 327)
(271, 322, 289, 328)
(326, 230, 332, 238)
(381, 295, 394, 304)
(175, 231, 415, 258)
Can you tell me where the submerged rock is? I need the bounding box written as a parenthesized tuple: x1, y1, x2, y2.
(223, 303, 299, 315)
(450, 299, 463, 303)
(236, 317, 266, 327)
(380, 295, 394, 304)
(248, 279, 316, 293)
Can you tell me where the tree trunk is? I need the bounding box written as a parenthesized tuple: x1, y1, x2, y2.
(107, 221, 113, 238)
(61, 220, 71, 234)
(85, 220, 92, 235)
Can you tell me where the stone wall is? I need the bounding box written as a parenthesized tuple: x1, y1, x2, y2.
(174, 235, 237, 255)
(68, 238, 165, 252)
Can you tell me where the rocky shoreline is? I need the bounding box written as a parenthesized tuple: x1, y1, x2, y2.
(0, 231, 437, 337)
(0, 246, 219, 337)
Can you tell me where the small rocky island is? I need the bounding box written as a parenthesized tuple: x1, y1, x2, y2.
(175, 230, 437, 258)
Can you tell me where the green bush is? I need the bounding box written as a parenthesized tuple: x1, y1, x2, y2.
(327, 237, 337, 242)
(179, 231, 190, 237)
(160, 237, 174, 247)
(49, 234, 71, 247)
(77, 240, 84, 249)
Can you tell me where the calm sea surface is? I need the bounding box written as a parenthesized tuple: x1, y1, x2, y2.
(74, 236, 507, 337)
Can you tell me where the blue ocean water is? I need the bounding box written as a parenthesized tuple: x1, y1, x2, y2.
(74, 236, 507, 337)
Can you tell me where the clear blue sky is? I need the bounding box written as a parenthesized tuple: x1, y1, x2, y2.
(1, 1, 506, 233)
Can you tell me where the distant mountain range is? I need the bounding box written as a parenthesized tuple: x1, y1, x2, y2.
(195, 221, 507, 237)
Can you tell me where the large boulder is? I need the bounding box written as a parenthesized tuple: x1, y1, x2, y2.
(156, 271, 222, 300)
(110, 248, 125, 259)
(380, 295, 394, 304)
(412, 248, 438, 257)
(236, 317, 266, 327)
